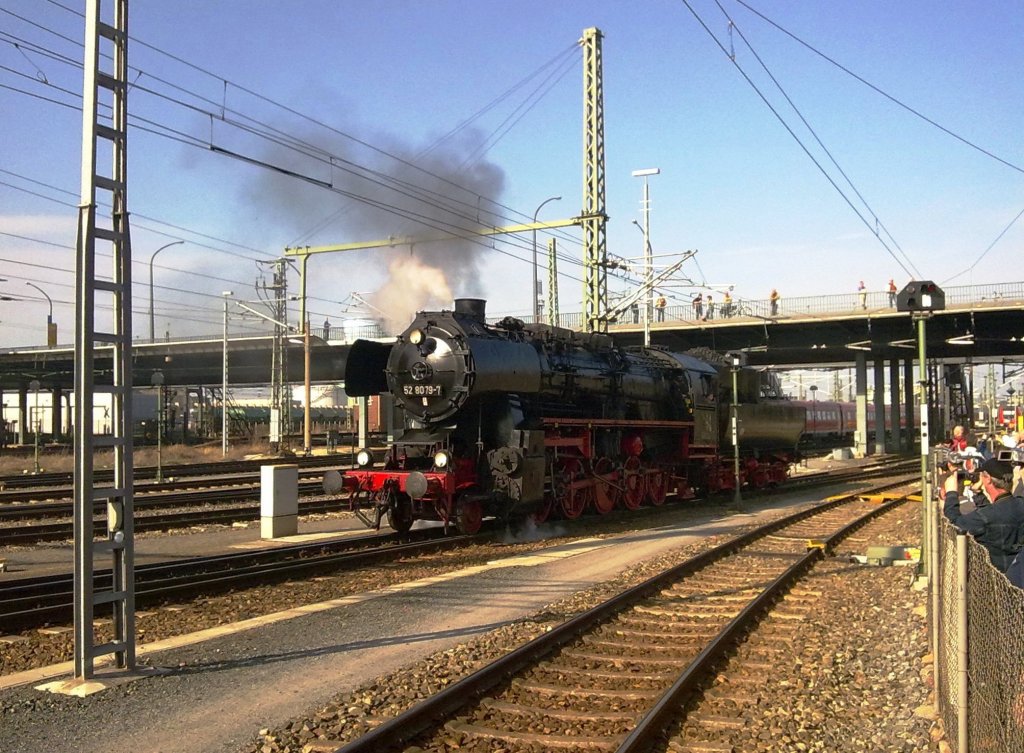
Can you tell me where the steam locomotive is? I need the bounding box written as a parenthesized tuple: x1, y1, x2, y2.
(335, 299, 806, 534)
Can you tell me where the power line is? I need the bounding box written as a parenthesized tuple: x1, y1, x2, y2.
(679, 0, 919, 280)
(712, 0, 921, 279)
(732, 0, 1024, 176)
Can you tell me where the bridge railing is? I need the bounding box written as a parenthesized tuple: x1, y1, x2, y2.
(4, 281, 1022, 353)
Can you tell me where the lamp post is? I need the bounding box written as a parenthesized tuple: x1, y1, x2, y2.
(632, 168, 660, 347)
(29, 379, 41, 474)
(25, 282, 55, 347)
(532, 196, 562, 321)
(222, 291, 233, 457)
(149, 240, 184, 340)
(731, 357, 741, 503)
(151, 370, 164, 482)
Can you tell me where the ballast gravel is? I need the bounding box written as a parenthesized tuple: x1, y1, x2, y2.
(240, 503, 938, 753)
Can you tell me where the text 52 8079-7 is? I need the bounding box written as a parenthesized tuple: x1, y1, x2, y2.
(403, 384, 442, 397)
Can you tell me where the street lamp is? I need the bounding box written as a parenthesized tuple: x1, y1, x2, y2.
(149, 241, 184, 340)
(730, 356, 741, 503)
(25, 282, 55, 347)
(29, 379, 41, 474)
(151, 370, 165, 483)
(222, 291, 233, 457)
(631, 168, 660, 347)
(532, 196, 562, 321)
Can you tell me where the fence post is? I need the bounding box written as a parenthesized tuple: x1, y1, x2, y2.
(957, 532, 969, 753)
(931, 495, 941, 697)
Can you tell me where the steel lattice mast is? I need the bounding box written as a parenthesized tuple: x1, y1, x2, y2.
(73, 0, 136, 679)
(580, 27, 607, 333)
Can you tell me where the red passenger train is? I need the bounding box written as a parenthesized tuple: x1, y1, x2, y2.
(790, 399, 919, 442)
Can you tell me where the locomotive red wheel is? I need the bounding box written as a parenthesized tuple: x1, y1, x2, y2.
(622, 456, 645, 510)
(556, 476, 588, 519)
(591, 457, 620, 514)
(455, 497, 483, 535)
(646, 468, 668, 506)
(386, 494, 415, 534)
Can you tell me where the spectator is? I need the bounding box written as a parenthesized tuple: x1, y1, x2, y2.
(858, 280, 867, 310)
(769, 288, 780, 317)
(888, 278, 898, 308)
(722, 289, 733, 318)
(692, 293, 703, 320)
(655, 294, 666, 322)
(630, 301, 639, 323)
(323, 318, 331, 340)
(704, 295, 715, 321)
(942, 457, 1024, 572)
(949, 425, 969, 452)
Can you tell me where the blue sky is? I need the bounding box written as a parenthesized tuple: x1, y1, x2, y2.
(1, 0, 1022, 347)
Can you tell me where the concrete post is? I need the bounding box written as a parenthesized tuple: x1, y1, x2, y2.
(855, 353, 868, 456)
(260, 464, 298, 539)
(873, 359, 886, 455)
(50, 386, 62, 438)
(889, 359, 902, 453)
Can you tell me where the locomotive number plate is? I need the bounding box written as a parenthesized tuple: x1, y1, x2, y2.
(404, 384, 442, 397)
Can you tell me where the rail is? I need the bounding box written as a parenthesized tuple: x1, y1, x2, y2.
(335, 478, 912, 752)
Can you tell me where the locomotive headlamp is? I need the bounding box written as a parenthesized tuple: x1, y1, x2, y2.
(356, 448, 372, 467)
(433, 450, 451, 469)
(408, 328, 425, 345)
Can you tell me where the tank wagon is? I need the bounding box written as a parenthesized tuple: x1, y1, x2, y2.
(334, 298, 805, 534)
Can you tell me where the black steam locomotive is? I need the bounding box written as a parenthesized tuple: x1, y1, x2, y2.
(336, 298, 805, 534)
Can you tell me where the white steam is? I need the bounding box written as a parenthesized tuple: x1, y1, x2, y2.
(372, 256, 454, 333)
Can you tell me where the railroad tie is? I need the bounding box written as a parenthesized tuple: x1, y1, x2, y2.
(444, 719, 619, 750)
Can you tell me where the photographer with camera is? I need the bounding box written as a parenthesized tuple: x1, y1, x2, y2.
(943, 457, 1024, 573)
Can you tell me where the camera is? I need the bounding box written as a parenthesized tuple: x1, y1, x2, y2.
(945, 448, 987, 481)
(997, 446, 1024, 466)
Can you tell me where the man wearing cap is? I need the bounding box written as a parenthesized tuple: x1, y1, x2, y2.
(942, 457, 1024, 572)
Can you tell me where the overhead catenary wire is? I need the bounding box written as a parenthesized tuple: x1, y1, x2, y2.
(678, 0, 920, 281)
(711, 0, 922, 279)
(2, 4, 697, 328)
(731, 0, 1024, 177)
(0, 28, 593, 283)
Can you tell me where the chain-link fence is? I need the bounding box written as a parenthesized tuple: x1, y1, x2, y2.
(932, 503, 1024, 752)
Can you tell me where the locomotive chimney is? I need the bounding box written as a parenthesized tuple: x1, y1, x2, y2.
(454, 298, 487, 322)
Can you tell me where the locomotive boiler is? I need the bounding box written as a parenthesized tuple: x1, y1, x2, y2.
(337, 298, 804, 534)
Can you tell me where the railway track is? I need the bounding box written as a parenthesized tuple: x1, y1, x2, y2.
(330, 478, 913, 753)
(0, 456, 914, 546)
(0, 452, 351, 491)
(0, 527, 478, 634)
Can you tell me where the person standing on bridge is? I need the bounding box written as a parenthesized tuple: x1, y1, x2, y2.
(692, 293, 703, 320)
(722, 289, 733, 318)
(769, 288, 780, 317)
(888, 278, 898, 307)
(704, 294, 715, 321)
(323, 318, 331, 340)
(858, 280, 867, 310)
(655, 294, 666, 322)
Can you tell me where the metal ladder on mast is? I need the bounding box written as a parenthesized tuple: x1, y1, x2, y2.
(73, 0, 136, 679)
